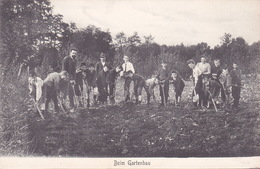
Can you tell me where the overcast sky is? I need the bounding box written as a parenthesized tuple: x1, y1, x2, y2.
(50, 0, 260, 47)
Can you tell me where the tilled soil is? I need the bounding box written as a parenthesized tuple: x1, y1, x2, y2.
(27, 78, 260, 157)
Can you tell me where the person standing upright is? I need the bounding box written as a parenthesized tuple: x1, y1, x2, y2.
(196, 56, 211, 76)
(156, 60, 170, 107)
(121, 55, 135, 102)
(62, 47, 78, 110)
(230, 62, 242, 110)
(95, 53, 111, 77)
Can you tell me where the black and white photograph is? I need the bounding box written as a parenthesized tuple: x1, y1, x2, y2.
(0, 0, 260, 168)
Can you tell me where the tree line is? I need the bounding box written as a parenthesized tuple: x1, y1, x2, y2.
(1, 0, 260, 81)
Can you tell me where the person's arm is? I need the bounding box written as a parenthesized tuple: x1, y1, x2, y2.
(130, 62, 135, 74)
(206, 63, 211, 74)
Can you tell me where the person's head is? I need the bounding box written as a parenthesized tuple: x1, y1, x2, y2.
(103, 65, 109, 72)
(171, 70, 178, 79)
(116, 65, 123, 72)
(88, 63, 95, 71)
(80, 62, 87, 70)
(70, 47, 78, 59)
(154, 78, 159, 85)
(100, 53, 106, 62)
(123, 55, 129, 62)
(214, 59, 220, 67)
(233, 62, 238, 69)
(201, 57, 206, 63)
(187, 59, 196, 69)
(60, 71, 69, 80)
(126, 70, 134, 77)
(161, 60, 167, 69)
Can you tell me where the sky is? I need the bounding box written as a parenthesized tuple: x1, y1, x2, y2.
(50, 0, 260, 47)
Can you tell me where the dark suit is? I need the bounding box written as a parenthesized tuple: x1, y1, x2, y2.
(62, 56, 77, 107)
(95, 61, 111, 77)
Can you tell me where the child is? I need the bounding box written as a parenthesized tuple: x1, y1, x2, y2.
(187, 59, 203, 108)
(106, 65, 123, 104)
(96, 65, 109, 104)
(156, 60, 170, 106)
(230, 62, 242, 110)
(84, 63, 98, 107)
(219, 67, 232, 110)
(126, 70, 150, 104)
(171, 70, 185, 106)
(75, 62, 87, 107)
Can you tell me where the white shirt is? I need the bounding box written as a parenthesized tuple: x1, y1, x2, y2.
(193, 66, 202, 85)
(122, 61, 135, 73)
(196, 62, 211, 75)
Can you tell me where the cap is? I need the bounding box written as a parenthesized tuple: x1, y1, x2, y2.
(100, 53, 106, 58)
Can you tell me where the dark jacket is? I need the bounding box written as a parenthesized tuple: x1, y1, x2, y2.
(106, 69, 118, 84)
(172, 75, 185, 92)
(62, 56, 77, 80)
(211, 65, 222, 79)
(75, 68, 85, 86)
(95, 61, 111, 77)
(157, 68, 170, 82)
(85, 69, 96, 87)
(132, 74, 145, 89)
(230, 69, 242, 86)
(96, 70, 109, 88)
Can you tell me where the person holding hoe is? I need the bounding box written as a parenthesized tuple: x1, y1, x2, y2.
(156, 60, 170, 107)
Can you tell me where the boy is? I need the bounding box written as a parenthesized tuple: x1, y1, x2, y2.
(126, 70, 150, 104)
(42, 71, 69, 113)
(171, 70, 185, 106)
(187, 59, 203, 108)
(84, 63, 98, 107)
(230, 62, 242, 110)
(75, 62, 88, 107)
(95, 53, 111, 77)
(156, 60, 170, 106)
(96, 65, 109, 104)
(121, 55, 135, 102)
(219, 67, 232, 110)
(106, 65, 123, 104)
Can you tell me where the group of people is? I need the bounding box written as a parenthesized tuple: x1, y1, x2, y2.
(187, 57, 242, 110)
(28, 47, 242, 115)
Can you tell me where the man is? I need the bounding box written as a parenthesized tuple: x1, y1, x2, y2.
(230, 62, 242, 110)
(106, 65, 123, 104)
(62, 47, 78, 110)
(42, 71, 69, 113)
(95, 53, 111, 77)
(120, 55, 135, 101)
(84, 63, 98, 107)
(156, 60, 170, 106)
(96, 65, 110, 104)
(187, 59, 203, 108)
(196, 56, 211, 75)
(126, 70, 150, 104)
(211, 59, 226, 103)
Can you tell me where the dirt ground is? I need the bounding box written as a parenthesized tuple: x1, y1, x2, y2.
(27, 77, 260, 157)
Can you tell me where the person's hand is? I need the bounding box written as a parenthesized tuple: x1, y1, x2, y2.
(70, 80, 75, 85)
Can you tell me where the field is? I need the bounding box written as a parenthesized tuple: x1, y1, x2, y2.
(15, 76, 260, 157)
